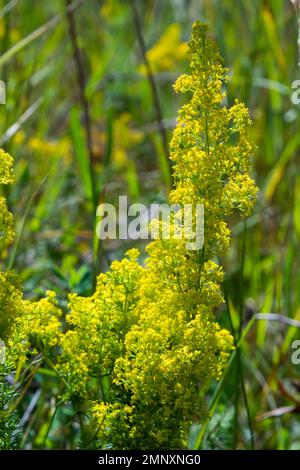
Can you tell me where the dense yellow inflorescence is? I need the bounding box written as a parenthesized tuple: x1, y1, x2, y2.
(59, 249, 143, 394)
(91, 22, 257, 449)
(0, 149, 15, 246)
(1, 22, 257, 450)
(0, 150, 62, 369)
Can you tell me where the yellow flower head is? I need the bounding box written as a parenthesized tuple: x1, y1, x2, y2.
(0, 149, 15, 246)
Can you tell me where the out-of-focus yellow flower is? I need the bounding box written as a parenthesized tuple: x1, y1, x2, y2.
(0, 18, 21, 42)
(139, 23, 188, 73)
(12, 131, 25, 146)
(99, 0, 126, 20)
(95, 113, 143, 170)
(112, 113, 143, 168)
(11, 29, 21, 43)
(0, 19, 4, 40)
(28, 136, 71, 165)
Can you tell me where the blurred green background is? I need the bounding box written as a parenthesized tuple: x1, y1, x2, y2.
(1, 0, 300, 449)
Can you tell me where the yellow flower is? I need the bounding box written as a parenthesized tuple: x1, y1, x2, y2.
(139, 23, 188, 73)
(0, 149, 15, 248)
(0, 149, 14, 185)
(112, 114, 143, 169)
(58, 249, 143, 396)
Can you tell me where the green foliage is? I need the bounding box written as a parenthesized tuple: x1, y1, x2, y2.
(0, 367, 20, 450)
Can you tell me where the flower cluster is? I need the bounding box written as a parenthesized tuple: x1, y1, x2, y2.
(0, 22, 257, 451)
(8, 291, 62, 363)
(0, 150, 20, 363)
(0, 272, 23, 346)
(0, 149, 15, 248)
(59, 249, 143, 396)
(0, 149, 63, 368)
(90, 22, 257, 449)
(171, 23, 257, 257)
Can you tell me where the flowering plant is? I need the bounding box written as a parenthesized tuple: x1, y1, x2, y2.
(1, 22, 257, 450)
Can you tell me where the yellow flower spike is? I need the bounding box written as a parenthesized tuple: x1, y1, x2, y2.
(0, 149, 14, 185)
(91, 22, 256, 449)
(0, 149, 15, 247)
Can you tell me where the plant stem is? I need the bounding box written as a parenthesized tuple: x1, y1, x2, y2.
(65, 0, 95, 205)
(129, 0, 171, 182)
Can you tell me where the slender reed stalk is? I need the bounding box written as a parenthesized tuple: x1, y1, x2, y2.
(65, 0, 95, 204)
(129, 0, 172, 183)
